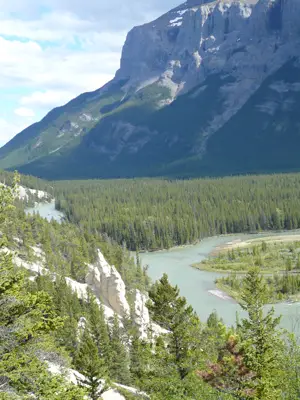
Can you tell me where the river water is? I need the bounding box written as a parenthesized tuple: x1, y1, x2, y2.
(25, 200, 64, 222)
(27, 201, 300, 334)
(140, 234, 300, 334)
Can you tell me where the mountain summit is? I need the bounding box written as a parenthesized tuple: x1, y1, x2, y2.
(1, 0, 300, 179)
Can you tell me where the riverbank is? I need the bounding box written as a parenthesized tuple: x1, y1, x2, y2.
(140, 230, 300, 255)
(211, 234, 300, 256)
(215, 280, 300, 305)
(192, 233, 300, 273)
(140, 234, 300, 334)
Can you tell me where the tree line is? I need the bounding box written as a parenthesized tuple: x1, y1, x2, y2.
(54, 174, 300, 250)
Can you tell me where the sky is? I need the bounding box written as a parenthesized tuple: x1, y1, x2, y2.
(0, 0, 180, 147)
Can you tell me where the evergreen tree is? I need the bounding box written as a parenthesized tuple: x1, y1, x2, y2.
(74, 329, 108, 400)
(130, 333, 152, 385)
(110, 313, 131, 384)
(88, 292, 112, 369)
(148, 274, 202, 379)
(238, 268, 285, 399)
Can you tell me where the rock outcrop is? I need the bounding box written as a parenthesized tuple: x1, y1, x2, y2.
(18, 185, 51, 202)
(86, 250, 130, 317)
(47, 363, 148, 399)
(134, 290, 150, 339)
(11, 244, 164, 338)
(133, 289, 168, 339)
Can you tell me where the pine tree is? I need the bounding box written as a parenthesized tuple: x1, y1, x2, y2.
(88, 292, 112, 369)
(0, 251, 64, 396)
(0, 176, 84, 398)
(130, 332, 152, 384)
(74, 329, 108, 400)
(110, 313, 131, 384)
(148, 274, 202, 380)
(238, 267, 285, 399)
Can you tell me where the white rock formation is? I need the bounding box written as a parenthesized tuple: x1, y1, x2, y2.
(47, 363, 148, 400)
(9, 244, 165, 338)
(0, 183, 50, 202)
(134, 289, 150, 339)
(133, 289, 169, 338)
(102, 389, 126, 400)
(17, 185, 50, 201)
(86, 250, 130, 317)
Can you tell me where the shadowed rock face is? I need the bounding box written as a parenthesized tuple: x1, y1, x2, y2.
(0, 0, 300, 179)
(268, 0, 283, 31)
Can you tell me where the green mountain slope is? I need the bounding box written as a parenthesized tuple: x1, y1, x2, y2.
(2, 59, 300, 179)
(1, 0, 300, 179)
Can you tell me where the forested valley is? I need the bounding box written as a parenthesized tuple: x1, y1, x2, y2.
(1, 171, 300, 399)
(54, 174, 300, 250)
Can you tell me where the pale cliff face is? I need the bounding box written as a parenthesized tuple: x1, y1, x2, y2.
(109, 0, 300, 158)
(116, 0, 299, 99)
(14, 244, 165, 339)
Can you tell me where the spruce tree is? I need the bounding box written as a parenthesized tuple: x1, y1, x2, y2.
(148, 274, 202, 379)
(238, 267, 285, 399)
(110, 313, 131, 384)
(87, 293, 112, 369)
(130, 333, 152, 385)
(74, 329, 108, 400)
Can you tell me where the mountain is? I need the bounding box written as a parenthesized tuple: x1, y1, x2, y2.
(1, 0, 300, 179)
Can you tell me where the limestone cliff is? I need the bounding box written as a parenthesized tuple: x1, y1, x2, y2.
(1, 0, 299, 177)
(10, 244, 165, 339)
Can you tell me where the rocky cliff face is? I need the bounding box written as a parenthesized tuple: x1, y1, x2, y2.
(0, 0, 300, 178)
(86, 250, 130, 317)
(10, 243, 165, 339)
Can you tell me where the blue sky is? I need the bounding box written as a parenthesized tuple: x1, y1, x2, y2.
(0, 0, 180, 147)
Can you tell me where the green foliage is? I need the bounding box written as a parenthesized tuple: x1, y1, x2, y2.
(74, 329, 108, 400)
(87, 293, 112, 369)
(238, 268, 285, 399)
(148, 274, 202, 382)
(54, 174, 300, 251)
(201, 238, 300, 274)
(109, 313, 131, 385)
(0, 179, 83, 398)
(217, 272, 300, 303)
(1, 172, 300, 400)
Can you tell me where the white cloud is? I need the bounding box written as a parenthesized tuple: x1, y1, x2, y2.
(20, 90, 75, 109)
(14, 107, 35, 117)
(0, 0, 180, 29)
(0, 12, 127, 44)
(0, 36, 121, 90)
(0, 0, 181, 146)
(0, 118, 34, 146)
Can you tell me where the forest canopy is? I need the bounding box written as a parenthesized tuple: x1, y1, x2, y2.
(54, 174, 300, 250)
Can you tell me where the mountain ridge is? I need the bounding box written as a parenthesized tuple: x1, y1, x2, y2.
(1, 0, 300, 179)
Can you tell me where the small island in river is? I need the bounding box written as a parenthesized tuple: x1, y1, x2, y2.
(193, 234, 300, 304)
